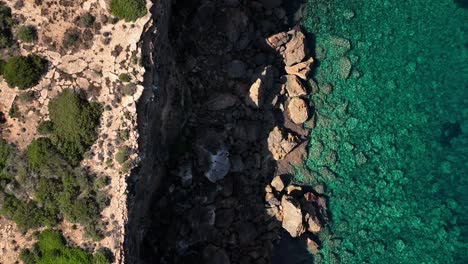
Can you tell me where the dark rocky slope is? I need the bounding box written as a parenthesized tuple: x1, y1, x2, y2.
(125, 1, 326, 263)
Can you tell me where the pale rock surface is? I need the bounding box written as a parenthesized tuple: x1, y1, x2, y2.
(287, 97, 309, 124)
(281, 195, 305, 237)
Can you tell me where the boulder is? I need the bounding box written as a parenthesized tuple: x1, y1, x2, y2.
(203, 245, 231, 264)
(266, 31, 289, 50)
(271, 175, 285, 192)
(281, 75, 307, 97)
(338, 56, 352, 80)
(285, 57, 314, 80)
(196, 132, 231, 183)
(267, 126, 299, 160)
(246, 66, 274, 108)
(226, 9, 249, 43)
(287, 97, 309, 124)
(306, 237, 320, 254)
(261, 0, 282, 9)
(305, 213, 321, 233)
(281, 195, 305, 237)
(205, 93, 238, 110)
(227, 60, 247, 79)
(283, 30, 307, 66)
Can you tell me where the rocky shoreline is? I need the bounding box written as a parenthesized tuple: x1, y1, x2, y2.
(126, 0, 327, 263)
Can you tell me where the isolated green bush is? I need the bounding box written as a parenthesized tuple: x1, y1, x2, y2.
(80, 13, 95, 28)
(17, 25, 37, 42)
(20, 229, 112, 264)
(48, 89, 101, 163)
(110, 0, 146, 22)
(0, 2, 13, 48)
(3, 55, 47, 89)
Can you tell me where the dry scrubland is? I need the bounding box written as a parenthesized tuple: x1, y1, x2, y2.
(0, 0, 151, 263)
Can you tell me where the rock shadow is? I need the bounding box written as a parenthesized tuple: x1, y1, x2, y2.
(125, 0, 323, 263)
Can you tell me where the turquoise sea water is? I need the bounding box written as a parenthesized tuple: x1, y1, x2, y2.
(300, 0, 468, 263)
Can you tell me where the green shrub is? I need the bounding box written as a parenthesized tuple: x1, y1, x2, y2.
(21, 230, 113, 264)
(17, 25, 37, 43)
(0, 139, 10, 170)
(0, 2, 13, 48)
(26, 138, 53, 171)
(109, 0, 146, 22)
(94, 176, 110, 189)
(48, 89, 101, 163)
(0, 59, 6, 75)
(63, 29, 80, 47)
(80, 13, 95, 28)
(19, 91, 35, 102)
(3, 55, 48, 89)
(115, 146, 129, 164)
(119, 73, 131, 82)
(37, 120, 54, 135)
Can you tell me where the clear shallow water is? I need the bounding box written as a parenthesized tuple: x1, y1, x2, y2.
(300, 0, 468, 263)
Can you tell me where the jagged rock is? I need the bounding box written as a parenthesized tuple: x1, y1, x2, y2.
(271, 175, 285, 192)
(196, 132, 231, 183)
(227, 60, 247, 79)
(203, 245, 231, 264)
(226, 9, 249, 43)
(215, 208, 235, 228)
(261, 0, 282, 9)
(206, 93, 238, 110)
(246, 66, 274, 108)
(238, 222, 258, 244)
(248, 78, 263, 108)
(283, 30, 307, 66)
(281, 75, 307, 97)
(306, 237, 320, 254)
(286, 185, 302, 197)
(287, 97, 309, 124)
(305, 213, 321, 233)
(266, 30, 306, 66)
(285, 57, 314, 80)
(266, 32, 289, 50)
(267, 126, 299, 160)
(275, 141, 308, 175)
(281, 195, 305, 237)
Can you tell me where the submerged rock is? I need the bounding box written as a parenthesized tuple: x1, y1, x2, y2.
(338, 56, 352, 80)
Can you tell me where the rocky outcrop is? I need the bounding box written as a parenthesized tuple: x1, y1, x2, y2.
(126, 0, 319, 263)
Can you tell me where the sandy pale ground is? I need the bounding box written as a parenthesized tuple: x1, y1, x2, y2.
(0, 0, 152, 263)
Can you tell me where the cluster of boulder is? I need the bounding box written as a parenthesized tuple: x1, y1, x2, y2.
(265, 175, 326, 253)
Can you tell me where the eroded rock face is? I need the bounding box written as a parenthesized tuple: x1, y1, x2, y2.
(287, 97, 309, 124)
(267, 126, 299, 160)
(281, 195, 305, 237)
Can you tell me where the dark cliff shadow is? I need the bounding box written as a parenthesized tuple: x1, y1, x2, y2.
(125, 0, 318, 263)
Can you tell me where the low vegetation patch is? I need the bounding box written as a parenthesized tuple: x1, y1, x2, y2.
(0, 2, 13, 48)
(0, 138, 107, 238)
(20, 229, 113, 264)
(3, 55, 48, 89)
(109, 0, 147, 22)
(48, 89, 102, 163)
(17, 25, 37, 43)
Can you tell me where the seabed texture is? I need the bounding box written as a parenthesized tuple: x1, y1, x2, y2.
(299, 0, 468, 263)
